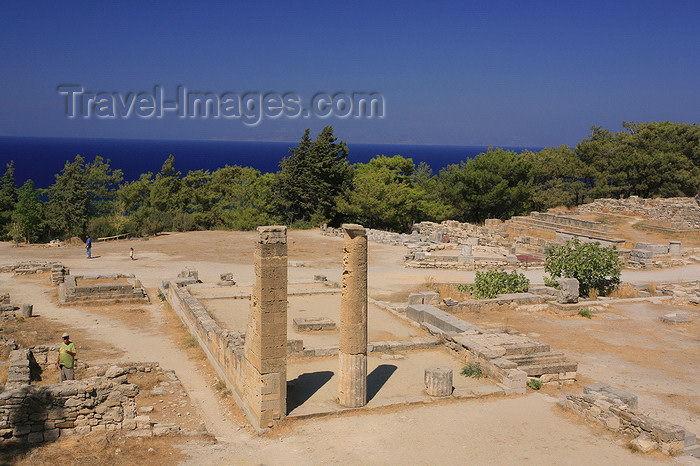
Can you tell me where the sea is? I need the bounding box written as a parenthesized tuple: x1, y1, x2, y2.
(0, 137, 542, 188)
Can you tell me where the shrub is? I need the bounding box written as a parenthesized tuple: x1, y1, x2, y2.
(470, 270, 530, 299)
(527, 378, 542, 390)
(578, 308, 593, 319)
(544, 239, 621, 297)
(460, 362, 483, 378)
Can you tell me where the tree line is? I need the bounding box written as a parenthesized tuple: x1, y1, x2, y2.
(1, 121, 698, 243)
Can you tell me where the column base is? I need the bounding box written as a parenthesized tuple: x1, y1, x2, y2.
(338, 352, 367, 407)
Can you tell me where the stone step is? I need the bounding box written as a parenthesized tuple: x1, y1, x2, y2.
(505, 351, 567, 365)
(516, 361, 578, 377)
(500, 341, 551, 356)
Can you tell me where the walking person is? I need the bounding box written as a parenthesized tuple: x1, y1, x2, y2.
(56, 332, 77, 382)
(130, 247, 134, 260)
(86, 234, 92, 258)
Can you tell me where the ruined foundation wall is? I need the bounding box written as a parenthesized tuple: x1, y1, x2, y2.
(0, 363, 180, 445)
(165, 283, 249, 424)
(575, 196, 700, 229)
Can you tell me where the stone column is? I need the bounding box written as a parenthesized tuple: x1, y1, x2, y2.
(338, 224, 368, 407)
(243, 226, 288, 428)
(424, 366, 453, 397)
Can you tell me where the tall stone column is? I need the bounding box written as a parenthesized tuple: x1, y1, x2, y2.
(243, 226, 288, 428)
(338, 224, 368, 407)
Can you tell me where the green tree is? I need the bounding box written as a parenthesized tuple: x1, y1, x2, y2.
(150, 155, 186, 212)
(336, 155, 451, 231)
(210, 166, 279, 230)
(0, 161, 18, 238)
(12, 179, 42, 243)
(437, 148, 534, 222)
(118, 173, 154, 213)
(544, 239, 622, 297)
(274, 126, 353, 226)
(527, 146, 589, 210)
(45, 155, 122, 238)
(576, 122, 700, 199)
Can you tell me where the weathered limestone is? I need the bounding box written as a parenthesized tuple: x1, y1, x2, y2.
(20, 304, 33, 318)
(424, 366, 453, 396)
(561, 383, 696, 457)
(557, 278, 579, 304)
(0, 362, 195, 445)
(243, 226, 288, 428)
(59, 274, 148, 305)
(338, 224, 368, 408)
(293, 317, 336, 331)
(669, 241, 682, 256)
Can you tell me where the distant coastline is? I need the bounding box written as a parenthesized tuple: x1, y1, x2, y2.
(0, 136, 543, 188)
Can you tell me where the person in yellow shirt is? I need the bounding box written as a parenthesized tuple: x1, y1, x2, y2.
(56, 332, 77, 382)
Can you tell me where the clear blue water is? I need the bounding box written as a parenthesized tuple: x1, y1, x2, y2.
(0, 136, 542, 188)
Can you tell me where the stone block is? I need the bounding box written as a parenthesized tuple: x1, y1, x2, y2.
(293, 317, 336, 332)
(557, 278, 579, 304)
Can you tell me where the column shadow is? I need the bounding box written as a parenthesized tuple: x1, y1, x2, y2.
(286, 370, 334, 414)
(367, 364, 398, 402)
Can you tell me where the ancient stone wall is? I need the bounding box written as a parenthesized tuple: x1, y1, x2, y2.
(59, 274, 149, 305)
(0, 261, 61, 275)
(165, 282, 249, 421)
(0, 363, 183, 445)
(560, 383, 696, 456)
(575, 197, 700, 229)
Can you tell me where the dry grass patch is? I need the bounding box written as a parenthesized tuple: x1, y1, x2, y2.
(609, 283, 640, 299)
(6, 432, 195, 466)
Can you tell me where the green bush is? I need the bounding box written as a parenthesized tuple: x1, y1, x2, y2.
(545, 239, 622, 297)
(527, 378, 542, 390)
(460, 362, 483, 378)
(470, 270, 530, 299)
(578, 308, 593, 319)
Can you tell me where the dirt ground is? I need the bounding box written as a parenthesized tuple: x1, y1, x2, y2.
(1, 229, 698, 464)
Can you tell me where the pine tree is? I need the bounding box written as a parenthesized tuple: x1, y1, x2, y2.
(0, 161, 18, 238)
(274, 126, 352, 225)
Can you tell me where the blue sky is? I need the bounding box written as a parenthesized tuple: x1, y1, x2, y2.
(0, 1, 698, 146)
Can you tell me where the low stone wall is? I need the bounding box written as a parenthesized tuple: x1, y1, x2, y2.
(59, 274, 149, 305)
(286, 336, 440, 359)
(530, 211, 613, 232)
(164, 281, 254, 427)
(560, 383, 697, 457)
(0, 261, 60, 275)
(0, 363, 183, 445)
(449, 293, 546, 312)
(575, 196, 700, 229)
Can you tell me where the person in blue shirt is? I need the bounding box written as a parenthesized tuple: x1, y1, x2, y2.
(86, 235, 92, 258)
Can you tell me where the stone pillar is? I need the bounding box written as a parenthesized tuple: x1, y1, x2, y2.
(338, 224, 368, 407)
(243, 226, 288, 428)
